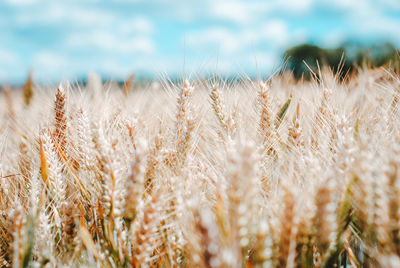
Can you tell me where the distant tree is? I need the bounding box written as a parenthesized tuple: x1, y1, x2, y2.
(353, 43, 399, 68)
(283, 42, 399, 80)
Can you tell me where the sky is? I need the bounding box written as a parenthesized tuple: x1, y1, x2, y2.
(1, 0, 400, 84)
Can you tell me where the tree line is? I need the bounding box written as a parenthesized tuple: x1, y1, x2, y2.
(283, 42, 400, 80)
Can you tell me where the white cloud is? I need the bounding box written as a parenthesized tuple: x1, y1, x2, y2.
(292, 28, 309, 44)
(251, 50, 280, 72)
(209, 0, 313, 25)
(119, 17, 154, 35)
(260, 20, 289, 46)
(321, 31, 346, 48)
(210, 1, 268, 24)
(328, 0, 400, 44)
(186, 19, 290, 56)
(278, 0, 313, 14)
(32, 52, 68, 70)
(4, 0, 38, 5)
(186, 27, 242, 54)
(381, 0, 400, 10)
(0, 48, 19, 64)
(357, 15, 400, 44)
(2, 0, 400, 82)
(321, 0, 380, 19)
(326, 0, 398, 14)
(30, 52, 75, 82)
(185, 20, 289, 75)
(0, 48, 23, 83)
(15, 2, 114, 26)
(66, 31, 156, 54)
(182, 50, 279, 76)
(318, 0, 400, 45)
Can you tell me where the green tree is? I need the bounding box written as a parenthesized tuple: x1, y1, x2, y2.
(283, 42, 399, 80)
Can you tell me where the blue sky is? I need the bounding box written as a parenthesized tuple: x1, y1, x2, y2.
(1, 0, 400, 84)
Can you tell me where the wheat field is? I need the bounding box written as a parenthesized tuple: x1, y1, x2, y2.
(1, 68, 400, 267)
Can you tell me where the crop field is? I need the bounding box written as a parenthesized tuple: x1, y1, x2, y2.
(1, 68, 400, 267)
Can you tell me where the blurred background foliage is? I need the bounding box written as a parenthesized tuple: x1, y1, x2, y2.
(283, 42, 400, 81)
